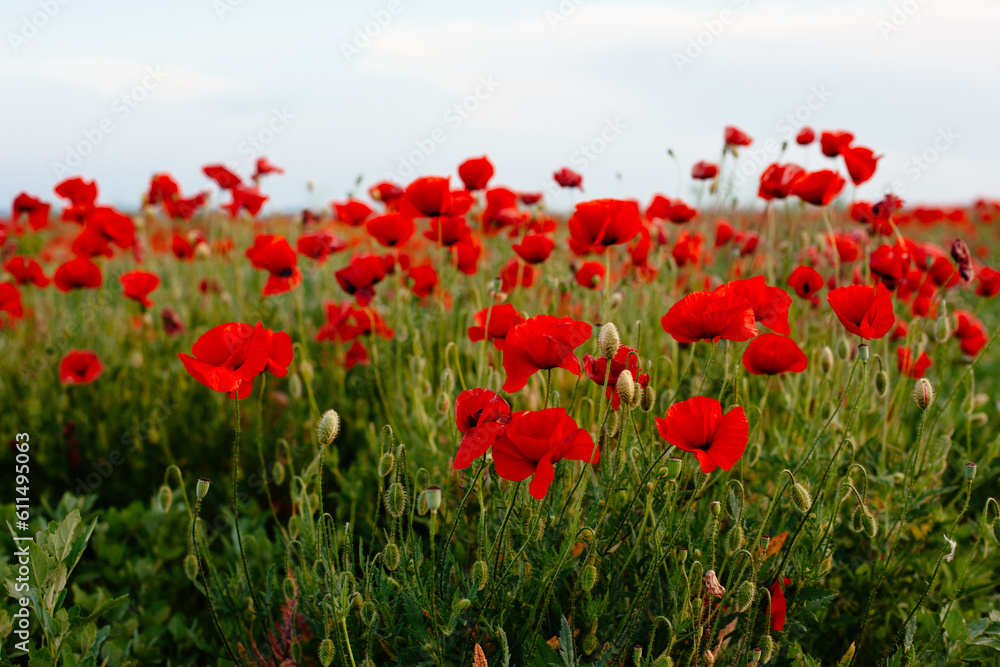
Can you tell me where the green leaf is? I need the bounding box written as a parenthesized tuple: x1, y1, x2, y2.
(558, 616, 575, 667)
(944, 608, 969, 641)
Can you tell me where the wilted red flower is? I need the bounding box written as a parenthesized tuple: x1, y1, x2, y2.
(4, 257, 49, 287)
(366, 213, 415, 248)
(788, 266, 824, 305)
(161, 306, 185, 336)
(742, 334, 808, 375)
(768, 577, 792, 631)
(333, 199, 373, 227)
(468, 304, 526, 350)
(458, 156, 495, 191)
(453, 388, 511, 469)
(0, 282, 24, 327)
(719, 276, 792, 334)
(512, 234, 555, 264)
(178, 321, 270, 397)
(424, 216, 471, 247)
(897, 347, 932, 379)
(655, 396, 748, 473)
(820, 130, 854, 157)
(791, 170, 845, 206)
(950, 238, 974, 282)
(553, 168, 583, 189)
(203, 164, 243, 190)
(976, 266, 1000, 297)
(406, 264, 438, 297)
(796, 127, 815, 145)
(492, 408, 598, 499)
(501, 314, 591, 393)
(119, 270, 160, 308)
(246, 234, 302, 295)
(54, 257, 102, 292)
(404, 176, 452, 217)
(841, 145, 881, 185)
(59, 350, 104, 385)
(827, 283, 895, 340)
(583, 345, 649, 410)
(954, 310, 988, 356)
(691, 161, 719, 180)
(575, 261, 606, 290)
(252, 157, 284, 180)
(568, 199, 642, 252)
(724, 126, 753, 147)
(297, 229, 347, 262)
(758, 163, 805, 201)
(335, 254, 388, 306)
(660, 290, 758, 343)
(12, 193, 51, 231)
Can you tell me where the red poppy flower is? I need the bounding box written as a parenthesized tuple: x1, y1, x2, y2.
(869, 243, 912, 289)
(54, 177, 98, 224)
(841, 145, 881, 185)
(468, 304, 526, 350)
(519, 192, 543, 206)
(954, 310, 988, 356)
(791, 170, 845, 206)
(59, 350, 104, 385)
(297, 230, 347, 262)
(830, 234, 861, 263)
(758, 163, 805, 201)
(71, 207, 136, 257)
(333, 199, 373, 226)
(851, 201, 875, 226)
(691, 161, 719, 180)
(246, 234, 302, 295)
(335, 254, 388, 306)
(820, 130, 854, 157)
(499, 258, 534, 292)
(553, 168, 583, 189)
(369, 181, 405, 207)
(0, 282, 24, 327)
(404, 176, 452, 217)
(666, 200, 699, 224)
(451, 237, 482, 275)
(583, 345, 649, 410)
(222, 184, 268, 218)
(147, 173, 178, 205)
(203, 164, 242, 190)
(787, 266, 824, 305)
(645, 195, 670, 221)
(366, 213, 415, 248)
(827, 283, 895, 340)
(568, 199, 642, 252)
(575, 261, 606, 290)
(768, 577, 792, 631)
(655, 396, 748, 473)
(976, 266, 1000, 297)
(492, 408, 598, 499)
(161, 306, 185, 336)
(501, 315, 592, 393)
(718, 276, 792, 335)
(252, 157, 284, 180)
(424, 216, 471, 247)
(453, 388, 511, 469)
(406, 264, 438, 297)
(54, 257, 102, 292)
(512, 234, 555, 264)
(715, 219, 734, 247)
(458, 156, 495, 191)
(12, 193, 51, 231)
(165, 192, 208, 221)
(742, 334, 808, 375)
(4, 257, 49, 287)
(897, 347, 932, 379)
(119, 270, 160, 308)
(178, 321, 270, 397)
(796, 127, 815, 145)
(660, 290, 758, 344)
(724, 126, 753, 147)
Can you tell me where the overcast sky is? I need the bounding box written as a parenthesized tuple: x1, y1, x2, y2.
(2, 0, 998, 214)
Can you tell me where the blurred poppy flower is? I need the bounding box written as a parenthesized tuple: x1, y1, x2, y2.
(897, 347, 932, 379)
(820, 130, 854, 157)
(724, 126, 753, 147)
(335, 254, 388, 306)
(4, 257, 49, 287)
(795, 127, 815, 145)
(177, 321, 269, 397)
(568, 199, 642, 253)
(12, 193, 51, 231)
(161, 306, 185, 336)
(0, 282, 24, 327)
(404, 176, 452, 217)
(553, 167, 583, 189)
(758, 163, 805, 201)
(453, 388, 511, 469)
(672, 230, 705, 267)
(575, 261, 606, 290)
(518, 192, 543, 206)
(203, 164, 242, 190)
(246, 234, 302, 295)
(366, 213, 415, 248)
(660, 290, 758, 343)
(768, 577, 792, 631)
(222, 184, 268, 218)
(691, 161, 719, 180)
(976, 266, 1000, 297)
(742, 334, 808, 375)
(787, 266, 824, 305)
(468, 304, 526, 350)
(406, 264, 438, 297)
(119, 270, 160, 308)
(512, 234, 555, 264)
(501, 315, 591, 393)
(791, 170, 845, 206)
(252, 157, 284, 180)
(451, 237, 482, 275)
(482, 187, 522, 233)
(954, 310, 988, 356)
(869, 242, 911, 289)
(369, 181, 405, 208)
(72, 207, 136, 257)
(841, 145, 881, 185)
(827, 283, 895, 340)
(719, 276, 792, 335)
(655, 396, 748, 473)
(171, 233, 196, 261)
(424, 216, 472, 247)
(333, 199, 373, 227)
(59, 350, 104, 385)
(297, 229, 347, 262)
(54, 177, 98, 224)
(715, 219, 734, 247)
(583, 345, 649, 410)
(458, 156, 495, 191)
(492, 408, 598, 500)
(54, 257, 102, 292)
(499, 258, 535, 292)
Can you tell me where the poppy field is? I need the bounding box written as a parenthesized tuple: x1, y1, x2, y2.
(1, 127, 999, 667)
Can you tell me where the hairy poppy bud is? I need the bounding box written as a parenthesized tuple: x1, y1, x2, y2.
(727, 525, 745, 553)
(440, 368, 455, 393)
(317, 409, 341, 446)
(820, 346, 834, 373)
(964, 462, 977, 481)
(857, 344, 869, 362)
(759, 634, 775, 663)
(599, 322, 620, 360)
(607, 409, 620, 437)
(736, 580, 756, 612)
(581, 564, 598, 591)
(583, 633, 599, 655)
(183, 553, 199, 581)
(913, 378, 935, 409)
(383, 543, 400, 571)
(874, 371, 888, 397)
(425, 485, 442, 512)
(862, 509, 878, 539)
(157, 485, 173, 513)
(578, 527, 595, 542)
(472, 560, 489, 590)
(616, 372, 635, 408)
(288, 372, 303, 399)
(351, 591, 364, 612)
(641, 385, 656, 412)
(991, 517, 1000, 544)
(385, 483, 407, 519)
(935, 312, 951, 343)
(282, 576, 296, 599)
(300, 359, 314, 385)
(837, 339, 851, 361)
(196, 477, 211, 500)
(667, 457, 683, 479)
(851, 506, 865, 533)
(319, 638, 335, 667)
(436, 390, 451, 415)
(453, 598, 471, 613)
(791, 483, 811, 513)
(378, 451, 395, 477)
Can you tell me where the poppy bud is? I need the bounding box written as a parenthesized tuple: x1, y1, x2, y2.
(378, 451, 395, 477)
(426, 485, 442, 512)
(837, 339, 851, 361)
(736, 580, 756, 612)
(970, 412, 989, 427)
(288, 372, 303, 399)
(913, 378, 935, 410)
(351, 591, 364, 612)
(385, 483, 407, 519)
(759, 635, 775, 663)
(272, 460, 286, 485)
(791, 483, 812, 513)
(641, 385, 656, 412)
(851, 506, 865, 533)
(607, 410, 620, 437)
(611, 291, 624, 310)
(599, 322, 621, 360)
(316, 409, 341, 446)
(453, 598, 471, 613)
(583, 633, 599, 655)
(710, 501, 721, 517)
(319, 638, 335, 667)
(440, 368, 455, 393)
(581, 564, 598, 591)
(820, 346, 834, 373)
(472, 560, 489, 590)
(862, 510, 878, 539)
(874, 371, 888, 397)
(282, 576, 296, 599)
(727, 525, 745, 553)
(183, 553, 199, 581)
(300, 359, 315, 385)
(578, 527, 595, 542)
(964, 462, 977, 481)
(667, 457, 683, 479)
(857, 344, 869, 362)
(436, 390, 451, 415)
(196, 477, 211, 500)
(633, 645, 643, 666)
(991, 517, 1000, 544)
(157, 485, 173, 513)
(383, 543, 400, 571)
(935, 312, 951, 343)
(616, 372, 636, 408)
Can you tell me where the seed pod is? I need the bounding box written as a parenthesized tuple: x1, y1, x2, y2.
(862, 510, 878, 539)
(791, 483, 812, 513)
(316, 409, 341, 446)
(616, 372, 636, 408)
(751, 648, 763, 666)
(710, 501, 722, 517)
(874, 371, 888, 397)
(378, 452, 395, 477)
(736, 580, 756, 612)
(677, 547, 688, 563)
(196, 477, 211, 500)
(319, 638, 335, 667)
(836, 338, 851, 361)
(820, 346, 834, 373)
(633, 645, 644, 666)
(581, 564, 598, 591)
(183, 553, 199, 581)
(759, 634, 775, 664)
(384, 483, 407, 519)
(157, 485, 173, 513)
(425, 485, 442, 512)
(727, 525, 745, 553)
(472, 560, 489, 590)
(383, 543, 400, 571)
(599, 322, 621, 360)
(857, 344, 869, 362)
(641, 385, 656, 412)
(667, 457, 683, 479)
(913, 378, 935, 410)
